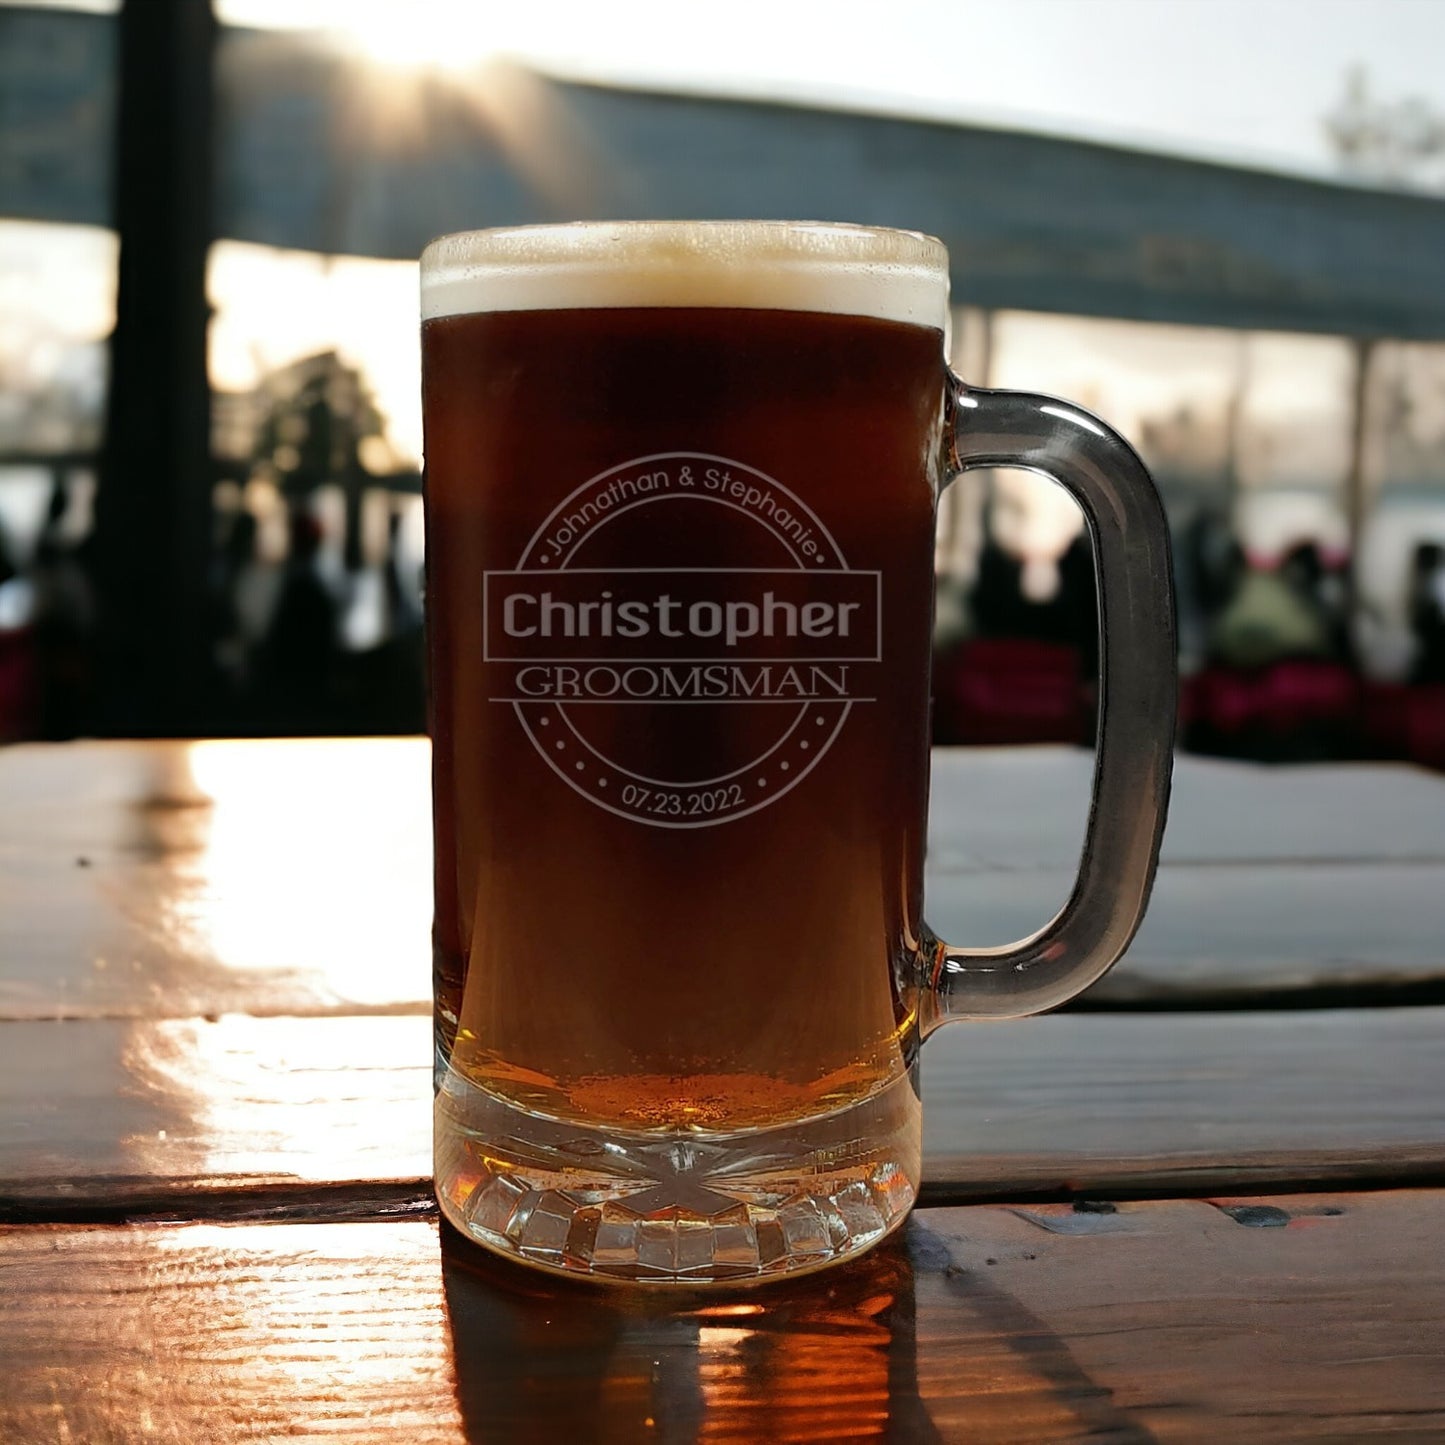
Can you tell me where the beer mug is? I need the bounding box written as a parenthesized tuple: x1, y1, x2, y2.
(422, 222, 1174, 1284)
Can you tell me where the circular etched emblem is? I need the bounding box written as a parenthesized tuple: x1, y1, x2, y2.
(483, 453, 880, 827)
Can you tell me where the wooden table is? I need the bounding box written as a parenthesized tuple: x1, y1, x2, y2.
(2, 739, 1443, 1441)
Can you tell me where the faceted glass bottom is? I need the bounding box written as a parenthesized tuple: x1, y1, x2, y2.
(435, 1066, 922, 1284)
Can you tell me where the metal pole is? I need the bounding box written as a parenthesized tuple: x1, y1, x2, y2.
(1344, 336, 1376, 628)
(92, 0, 216, 735)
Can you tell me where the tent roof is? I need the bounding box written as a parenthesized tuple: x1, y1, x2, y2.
(5, 7, 1445, 338)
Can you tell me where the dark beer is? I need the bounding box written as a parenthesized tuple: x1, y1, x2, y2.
(425, 300, 942, 1128)
(423, 223, 951, 1278)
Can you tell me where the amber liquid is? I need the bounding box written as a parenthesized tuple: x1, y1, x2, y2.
(423, 306, 941, 1134)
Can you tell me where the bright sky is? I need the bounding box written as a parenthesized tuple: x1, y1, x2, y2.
(210, 0, 1445, 178)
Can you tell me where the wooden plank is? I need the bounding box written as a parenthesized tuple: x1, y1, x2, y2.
(912, 1191, 1445, 1441)
(3, 739, 1442, 1020)
(927, 746, 1445, 872)
(920, 1008, 1445, 1199)
(0, 739, 433, 1019)
(0, 1015, 430, 1209)
(4, 1010, 1443, 1213)
(928, 862, 1445, 1004)
(2, 1193, 1442, 1441)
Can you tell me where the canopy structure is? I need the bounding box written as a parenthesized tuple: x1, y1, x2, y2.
(5, 5, 1445, 338)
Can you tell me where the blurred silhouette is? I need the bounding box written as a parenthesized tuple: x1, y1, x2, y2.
(1379, 540, 1445, 771)
(0, 519, 39, 742)
(29, 477, 97, 738)
(1186, 544, 1360, 763)
(1207, 562, 1332, 671)
(1409, 542, 1445, 682)
(162, 349, 427, 737)
(209, 507, 260, 695)
(0, 523, 17, 597)
(1184, 509, 1245, 620)
(383, 510, 424, 640)
(253, 507, 343, 733)
(363, 508, 427, 727)
(1284, 540, 1352, 661)
(934, 529, 1097, 746)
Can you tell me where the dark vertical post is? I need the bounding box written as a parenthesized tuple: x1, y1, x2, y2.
(93, 0, 216, 735)
(1344, 336, 1376, 625)
(1223, 330, 1250, 510)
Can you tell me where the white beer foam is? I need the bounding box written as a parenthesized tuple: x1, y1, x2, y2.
(421, 221, 949, 328)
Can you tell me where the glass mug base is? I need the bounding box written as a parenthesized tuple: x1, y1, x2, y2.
(434, 1065, 922, 1284)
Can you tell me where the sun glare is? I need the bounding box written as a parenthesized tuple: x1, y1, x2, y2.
(217, 0, 529, 73)
(339, 0, 502, 73)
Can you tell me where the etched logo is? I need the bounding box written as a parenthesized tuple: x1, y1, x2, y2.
(485, 452, 879, 827)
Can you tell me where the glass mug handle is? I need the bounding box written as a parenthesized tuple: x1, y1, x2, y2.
(922, 379, 1177, 1028)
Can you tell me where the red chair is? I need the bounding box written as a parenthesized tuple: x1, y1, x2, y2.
(1256, 661, 1359, 737)
(0, 626, 40, 743)
(1361, 682, 1413, 759)
(934, 637, 1089, 746)
(1405, 686, 1445, 770)
(1188, 660, 1359, 759)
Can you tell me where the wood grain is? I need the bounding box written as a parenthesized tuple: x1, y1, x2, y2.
(914, 1190, 1445, 1442)
(2, 1192, 1442, 1443)
(4, 1009, 1443, 1215)
(928, 746, 1445, 872)
(0, 739, 432, 1020)
(3, 740, 1443, 1020)
(929, 862, 1445, 1003)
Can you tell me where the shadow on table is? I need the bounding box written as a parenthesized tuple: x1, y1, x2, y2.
(439, 1219, 941, 1443)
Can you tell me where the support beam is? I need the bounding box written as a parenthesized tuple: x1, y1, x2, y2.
(92, 0, 216, 735)
(1344, 335, 1376, 621)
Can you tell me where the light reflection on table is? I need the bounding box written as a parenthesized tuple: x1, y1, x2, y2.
(120, 1013, 432, 1183)
(182, 739, 433, 1007)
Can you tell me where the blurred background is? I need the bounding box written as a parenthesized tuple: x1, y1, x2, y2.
(2, 0, 1444, 765)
